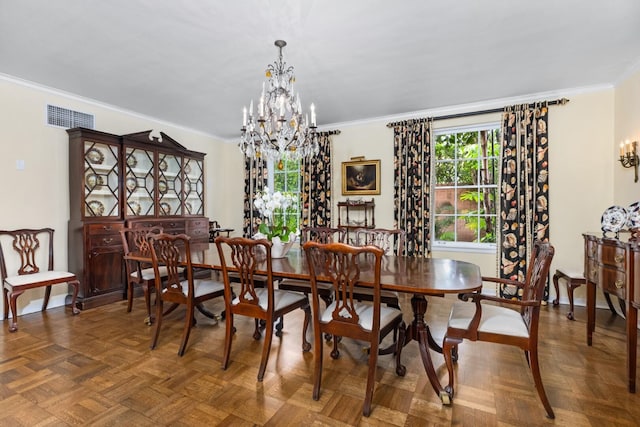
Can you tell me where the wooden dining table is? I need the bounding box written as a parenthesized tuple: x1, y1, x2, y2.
(182, 243, 483, 404)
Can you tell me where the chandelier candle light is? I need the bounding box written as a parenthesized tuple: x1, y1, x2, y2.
(619, 139, 639, 182)
(239, 40, 318, 162)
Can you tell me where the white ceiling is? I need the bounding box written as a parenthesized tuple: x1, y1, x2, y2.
(2, 0, 640, 140)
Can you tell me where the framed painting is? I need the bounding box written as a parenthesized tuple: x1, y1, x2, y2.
(342, 159, 380, 195)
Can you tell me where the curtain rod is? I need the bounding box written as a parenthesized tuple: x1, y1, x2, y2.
(386, 97, 570, 128)
(318, 129, 341, 136)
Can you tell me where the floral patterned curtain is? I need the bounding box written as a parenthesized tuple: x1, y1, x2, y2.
(242, 157, 268, 237)
(301, 131, 337, 228)
(498, 104, 550, 300)
(392, 119, 432, 257)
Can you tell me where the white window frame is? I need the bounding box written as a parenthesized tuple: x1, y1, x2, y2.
(267, 160, 301, 230)
(431, 122, 499, 254)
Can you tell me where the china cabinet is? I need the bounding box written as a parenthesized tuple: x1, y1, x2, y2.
(67, 128, 207, 309)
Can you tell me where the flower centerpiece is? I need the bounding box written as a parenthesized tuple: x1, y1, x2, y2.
(253, 187, 299, 258)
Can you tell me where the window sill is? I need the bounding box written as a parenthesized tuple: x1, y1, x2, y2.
(432, 241, 496, 254)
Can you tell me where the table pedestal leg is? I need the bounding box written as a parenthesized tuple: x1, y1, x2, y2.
(404, 294, 451, 404)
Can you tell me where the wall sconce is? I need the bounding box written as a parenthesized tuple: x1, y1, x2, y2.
(619, 140, 639, 182)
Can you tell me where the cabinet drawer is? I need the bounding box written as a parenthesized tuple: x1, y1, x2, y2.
(89, 234, 122, 248)
(598, 266, 626, 299)
(598, 244, 626, 268)
(87, 222, 124, 236)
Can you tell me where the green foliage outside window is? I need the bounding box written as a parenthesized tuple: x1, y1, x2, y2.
(433, 127, 500, 244)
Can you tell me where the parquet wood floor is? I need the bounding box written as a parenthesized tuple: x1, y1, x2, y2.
(1, 290, 639, 426)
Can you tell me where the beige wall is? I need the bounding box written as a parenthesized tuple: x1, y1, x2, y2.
(614, 69, 640, 205)
(1, 73, 631, 318)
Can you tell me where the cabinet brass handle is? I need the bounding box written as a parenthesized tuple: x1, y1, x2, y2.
(615, 254, 624, 263)
(169, 223, 177, 227)
(103, 238, 113, 244)
(615, 279, 624, 289)
(103, 225, 112, 230)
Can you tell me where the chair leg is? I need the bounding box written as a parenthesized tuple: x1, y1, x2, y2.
(362, 339, 379, 417)
(3, 286, 9, 320)
(42, 285, 52, 311)
(395, 321, 406, 377)
(257, 319, 274, 382)
(127, 280, 134, 313)
(253, 318, 262, 340)
(301, 302, 311, 352)
(142, 283, 153, 326)
(67, 280, 80, 315)
(312, 324, 324, 401)
(221, 313, 234, 370)
(7, 289, 23, 332)
(442, 335, 462, 398)
(528, 345, 555, 419)
(150, 299, 163, 350)
(178, 303, 195, 356)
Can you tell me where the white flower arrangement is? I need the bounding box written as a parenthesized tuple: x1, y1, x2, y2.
(253, 187, 298, 243)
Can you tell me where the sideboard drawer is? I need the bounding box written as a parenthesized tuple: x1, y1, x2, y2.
(598, 244, 626, 269)
(598, 266, 626, 299)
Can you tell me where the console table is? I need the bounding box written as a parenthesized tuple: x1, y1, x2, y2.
(583, 233, 639, 392)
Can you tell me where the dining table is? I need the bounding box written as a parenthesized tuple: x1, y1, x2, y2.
(126, 241, 483, 403)
(186, 242, 483, 404)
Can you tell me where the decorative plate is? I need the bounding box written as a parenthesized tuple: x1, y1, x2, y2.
(126, 154, 138, 169)
(184, 163, 191, 174)
(159, 159, 168, 172)
(125, 176, 137, 191)
(158, 179, 168, 194)
(87, 200, 105, 216)
(160, 202, 171, 216)
(627, 201, 640, 230)
(601, 205, 628, 235)
(85, 173, 104, 189)
(86, 148, 104, 165)
(128, 201, 142, 216)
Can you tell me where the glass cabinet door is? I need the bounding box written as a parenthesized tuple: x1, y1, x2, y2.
(183, 157, 204, 215)
(124, 147, 155, 217)
(158, 152, 182, 216)
(84, 141, 119, 218)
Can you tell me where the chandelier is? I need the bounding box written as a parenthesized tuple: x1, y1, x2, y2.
(239, 40, 318, 162)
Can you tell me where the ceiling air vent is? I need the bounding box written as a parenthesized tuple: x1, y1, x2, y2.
(47, 104, 95, 129)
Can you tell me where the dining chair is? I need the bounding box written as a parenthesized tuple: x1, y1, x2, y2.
(303, 241, 406, 417)
(277, 226, 345, 340)
(442, 240, 556, 418)
(215, 236, 311, 381)
(148, 233, 224, 356)
(120, 226, 166, 325)
(0, 228, 80, 332)
(352, 228, 405, 312)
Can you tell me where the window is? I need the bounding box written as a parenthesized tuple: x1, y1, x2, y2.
(432, 123, 500, 250)
(268, 159, 301, 232)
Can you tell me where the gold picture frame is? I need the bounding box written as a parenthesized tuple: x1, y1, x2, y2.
(342, 159, 380, 195)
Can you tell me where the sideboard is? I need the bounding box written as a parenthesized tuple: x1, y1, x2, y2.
(583, 233, 639, 392)
(67, 128, 208, 309)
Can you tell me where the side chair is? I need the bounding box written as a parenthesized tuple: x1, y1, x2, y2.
(442, 240, 556, 419)
(352, 228, 406, 312)
(215, 236, 311, 381)
(303, 241, 406, 417)
(0, 228, 80, 332)
(277, 226, 345, 340)
(120, 225, 166, 325)
(148, 233, 225, 356)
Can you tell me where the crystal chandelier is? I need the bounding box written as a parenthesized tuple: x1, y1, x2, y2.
(239, 40, 318, 162)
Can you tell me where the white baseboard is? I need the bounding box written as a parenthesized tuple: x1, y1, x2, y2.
(1, 294, 67, 318)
